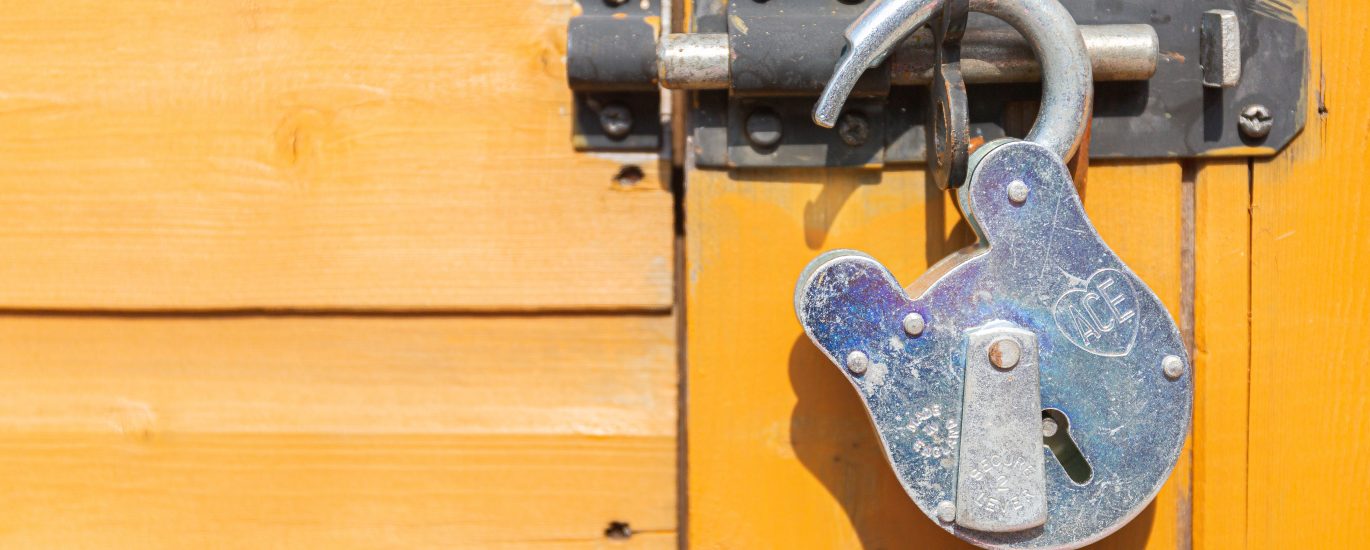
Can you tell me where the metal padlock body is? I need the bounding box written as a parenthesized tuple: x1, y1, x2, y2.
(795, 140, 1192, 549)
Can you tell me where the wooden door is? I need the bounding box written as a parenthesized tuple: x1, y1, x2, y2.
(685, 1, 1369, 548)
(0, 1, 1365, 548)
(0, 2, 678, 548)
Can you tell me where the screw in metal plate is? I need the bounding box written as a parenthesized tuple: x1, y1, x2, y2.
(1162, 355, 1186, 380)
(845, 351, 870, 375)
(1007, 180, 1030, 204)
(1239, 104, 1273, 140)
(599, 104, 634, 140)
(745, 108, 784, 148)
(936, 501, 956, 523)
(837, 111, 871, 147)
(988, 338, 1021, 370)
(902, 312, 926, 337)
(1042, 416, 1059, 438)
(603, 0, 630, 6)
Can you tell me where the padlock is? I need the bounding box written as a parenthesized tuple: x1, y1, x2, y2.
(796, 0, 1192, 548)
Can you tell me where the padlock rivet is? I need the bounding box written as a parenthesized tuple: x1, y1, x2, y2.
(988, 338, 1021, 370)
(1042, 417, 1059, 438)
(1162, 355, 1186, 379)
(1007, 180, 1030, 204)
(936, 501, 956, 523)
(845, 351, 870, 375)
(902, 312, 926, 337)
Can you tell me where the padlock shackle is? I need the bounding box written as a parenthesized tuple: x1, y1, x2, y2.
(813, 0, 1093, 162)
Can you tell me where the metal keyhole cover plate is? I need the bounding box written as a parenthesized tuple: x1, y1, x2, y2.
(794, 140, 1191, 549)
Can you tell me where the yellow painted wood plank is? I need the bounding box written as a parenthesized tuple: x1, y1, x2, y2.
(685, 161, 1188, 548)
(1083, 162, 1190, 550)
(0, 1, 672, 310)
(0, 434, 676, 549)
(1249, 1, 1370, 546)
(1192, 160, 1250, 549)
(0, 315, 677, 547)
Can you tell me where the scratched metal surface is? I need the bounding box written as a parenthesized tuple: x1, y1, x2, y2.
(794, 140, 1191, 549)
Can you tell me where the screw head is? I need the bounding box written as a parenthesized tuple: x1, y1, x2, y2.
(603, 0, 630, 6)
(988, 338, 1021, 370)
(837, 112, 871, 147)
(901, 312, 926, 337)
(599, 104, 634, 140)
(845, 351, 870, 375)
(1239, 104, 1273, 140)
(1042, 417, 1059, 438)
(1007, 180, 1029, 204)
(1162, 355, 1186, 380)
(936, 501, 956, 523)
(745, 108, 783, 148)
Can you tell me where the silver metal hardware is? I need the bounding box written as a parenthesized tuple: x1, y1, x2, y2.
(937, 501, 957, 523)
(1162, 355, 1186, 380)
(1041, 416, 1059, 438)
(1240, 104, 1274, 140)
(957, 323, 1046, 532)
(1006, 180, 1029, 204)
(925, 0, 969, 190)
(658, 33, 729, 90)
(1200, 10, 1242, 89)
(987, 336, 1022, 370)
(598, 104, 634, 140)
(814, 0, 1093, 163)
(903, 312, 927, 336)
(846, 350, 871, 375)
(570, 0, 1309, 161)
(656, 26, 1157, 90)
(795, 137, 1193, 547)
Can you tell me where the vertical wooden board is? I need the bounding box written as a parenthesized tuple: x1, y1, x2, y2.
(0, 315, 678, 548)
(0, 0, 672, 310)
(1080, 162, 1190, 550)
(1249, 1, 1370, 547)
(1192, 160, 1250, 549)
(685, 161, 1187, 548)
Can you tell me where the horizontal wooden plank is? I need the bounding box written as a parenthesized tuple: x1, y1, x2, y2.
(0, 434, 676, 549)
(0, 1, 672, 310)
(0, 315, 677, 437)
(0, 314, 677, 547)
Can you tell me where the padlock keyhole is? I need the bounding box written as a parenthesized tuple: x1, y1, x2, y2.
(1042, 408, 1093, 485)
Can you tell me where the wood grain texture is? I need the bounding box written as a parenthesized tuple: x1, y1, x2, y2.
(684, 162, 1189, 548)
(1192, 160, 1249, 549)
(0, 315, 677, 547)
(0, 1, 672, 310)
(1249, 0, 1370, 546)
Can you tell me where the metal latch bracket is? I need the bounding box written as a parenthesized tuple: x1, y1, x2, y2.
(566, 0, 1309, 168)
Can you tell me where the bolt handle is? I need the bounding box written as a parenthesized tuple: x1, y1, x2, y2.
(812, 0, 944, 128)
(813, 0, 1094, 162)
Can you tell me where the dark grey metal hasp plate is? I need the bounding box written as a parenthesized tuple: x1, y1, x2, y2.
(1062, 0, 1306, 160)
(684, 0, 1307, 168)
(567, 0, 663, 153)
(563, 0, 1310, 167)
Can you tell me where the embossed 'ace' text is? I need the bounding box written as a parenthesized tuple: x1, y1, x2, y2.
(1052, 268, 1140, 356)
